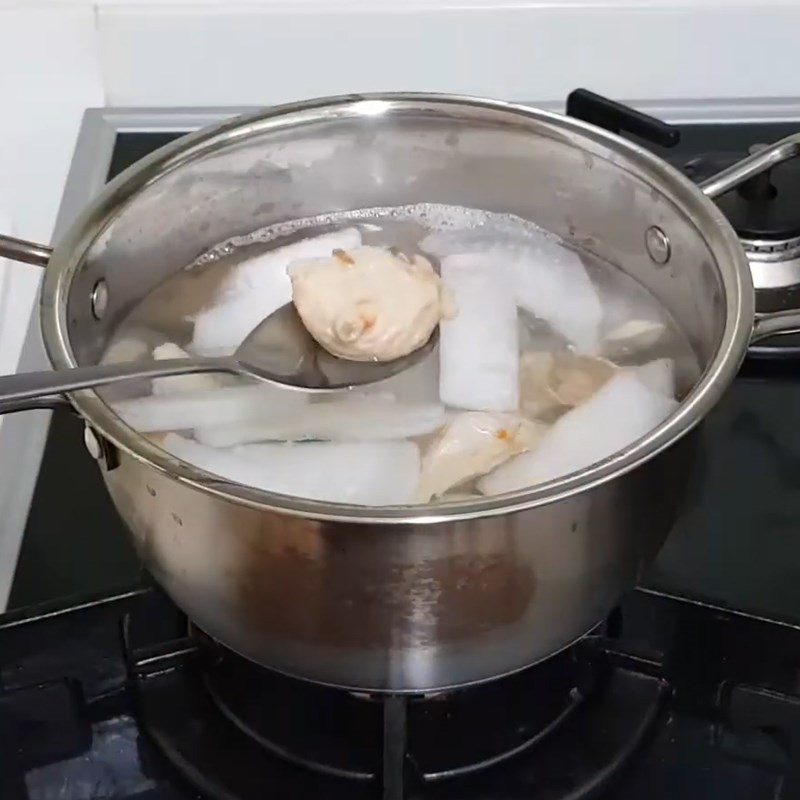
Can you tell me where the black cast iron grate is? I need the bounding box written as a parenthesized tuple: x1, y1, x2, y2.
(130, 626, 666, 800)
(1, 586, 797, 799)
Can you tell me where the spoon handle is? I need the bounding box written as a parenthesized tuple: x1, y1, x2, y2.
(0, 357, 238, 411)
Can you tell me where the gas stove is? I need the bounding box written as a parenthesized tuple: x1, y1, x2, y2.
(0, 587, 800, 800)
(2, 584, 799, 799)
(5, 91, 800, 799)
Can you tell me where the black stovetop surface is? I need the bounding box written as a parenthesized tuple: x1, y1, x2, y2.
(6, 99, 800, 799)
(2, 584, 800, 800)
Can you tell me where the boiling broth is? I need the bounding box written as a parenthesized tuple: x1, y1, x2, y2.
(101, 204, 700, 505)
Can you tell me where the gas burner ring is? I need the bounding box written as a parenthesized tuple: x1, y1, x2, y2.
(740, 234, 800, 261)
(739, 234, 800, 294)
(747, 255, 800, 292)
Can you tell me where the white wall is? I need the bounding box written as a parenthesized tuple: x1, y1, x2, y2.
(0, 5, 104, 607)
(6, 3, 800, 124)
(95, 3, 800, 108)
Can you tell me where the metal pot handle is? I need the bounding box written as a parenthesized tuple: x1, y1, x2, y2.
(0, 234, 52, 268)
(698, 133, 800, 200)
(750, 310, 800, 343)
(0, 396, 72, 415)
(0, 235, 58, 413)
(698, 133, 800, 343)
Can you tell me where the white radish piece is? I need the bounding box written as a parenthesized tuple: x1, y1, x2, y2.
(422, 227, 602, 354)
(438, 253, 519, 411)
(100, 334, 152, 365)
(478, 370, 678, 495)
(111, 384, 306, 433)
(194, 396, 446, 447)
(151, 342, 228, 396)
(191, 227, 362, 355)
(415, 412, 546, 502)
(603, 318, 666, 353)
(160, 434, 420, 505)
(420, 227, 523, 258)
(237, 442, 420, 505)
(509, 239, 602, 355)
(630, 359, 676, 398)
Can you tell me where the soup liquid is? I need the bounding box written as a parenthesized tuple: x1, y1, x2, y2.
(101, 204, 700, 502)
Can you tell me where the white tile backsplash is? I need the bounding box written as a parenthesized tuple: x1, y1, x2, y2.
(0, 215, 41, 378)
(0, 4, 103, 374)
(0, 7, 103, 242)
(0, 4, 103, 607)
(97, 4, 800, 107)
(0, 4, 102, 365)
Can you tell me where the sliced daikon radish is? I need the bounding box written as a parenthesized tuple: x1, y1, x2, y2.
(415, 411, 546, 501)
(478, 370, 677, 495)
(631, 359, 675, 398)
(150, 342, 228, 396)
(602, 319, 666, 357)
(191, 227, 362, 355)
(422, 227, 602, 354)
(153, 342, 189, 360)
(420, 227, 522, 258)
(100, 333, 152, 365)
(195, 396, 446, 447)
(160, 434, 420, 505)
(439, 253, 518, 411)
(111, 384, 306, 433)
(238, 441, 420, 505)
(509, 240, 602, 354)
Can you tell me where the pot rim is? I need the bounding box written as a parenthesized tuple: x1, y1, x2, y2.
(40, 92, 754, 524)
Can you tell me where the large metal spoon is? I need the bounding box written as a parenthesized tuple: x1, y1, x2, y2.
(0, 303, 439, 409)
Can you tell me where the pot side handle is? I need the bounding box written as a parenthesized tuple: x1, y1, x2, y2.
(0, 396, 73, 415)
(751, 310, 800, 344)
(0, 235, 59, 413)
(699, 134, 800, 344)
(0, 235, 52, 268)
(699, 133, 800, 200)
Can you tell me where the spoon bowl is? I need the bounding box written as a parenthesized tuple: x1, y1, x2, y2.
(236, 303, 439, 390)
(0, 303, 440, 413)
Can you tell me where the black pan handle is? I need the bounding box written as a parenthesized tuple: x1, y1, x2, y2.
(566, 89, 681, 148)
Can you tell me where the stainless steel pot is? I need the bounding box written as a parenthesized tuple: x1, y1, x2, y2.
(2, 94, 800, 693)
